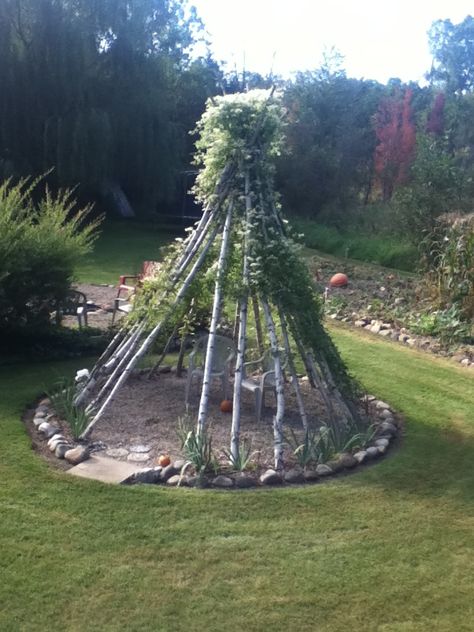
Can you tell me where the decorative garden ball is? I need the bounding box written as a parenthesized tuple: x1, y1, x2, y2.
(220, 400, 233, 413)
(329, 273, 349, 288)
(158, 454, 171, 467)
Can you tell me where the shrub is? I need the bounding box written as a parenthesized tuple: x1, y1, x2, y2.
(0, 177, 101, 332)
(421, 213, 474, 322)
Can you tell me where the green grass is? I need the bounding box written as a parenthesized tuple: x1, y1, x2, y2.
(1, 325, 473, 631)
(76, 220, 178, 284)
(293, 219, 418, 272)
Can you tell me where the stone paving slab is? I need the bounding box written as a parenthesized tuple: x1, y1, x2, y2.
(67, 454, 141, 484)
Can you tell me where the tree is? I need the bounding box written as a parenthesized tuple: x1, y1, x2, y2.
(428, 16, 474, 94)
(0, 0, 212, 213)
(278, 69, 384, 219)
(374, 88, 416, 201)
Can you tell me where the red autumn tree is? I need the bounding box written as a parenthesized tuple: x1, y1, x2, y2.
(374, 89, 416, 200)
(426, 92, 445, 135)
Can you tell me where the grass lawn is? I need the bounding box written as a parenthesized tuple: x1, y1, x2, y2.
(1, 327, 473, 631)
(76, 220, 177, 285)
(2, 223, 473, 630)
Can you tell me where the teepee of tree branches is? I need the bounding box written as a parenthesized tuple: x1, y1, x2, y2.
(75, 90, 362, 469)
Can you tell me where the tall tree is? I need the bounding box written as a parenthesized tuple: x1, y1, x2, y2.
(428, 16, 474, 94)
(374, 88, 416, 201)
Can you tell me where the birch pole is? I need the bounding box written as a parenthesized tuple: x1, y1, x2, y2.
(251, 293, 265, 357)
(197, 205, 233, 435)
(261, 299, 285, 470)
(277, 306, 308, 430)
(229, 172, 251, 461)
(79, 212, 227, 440)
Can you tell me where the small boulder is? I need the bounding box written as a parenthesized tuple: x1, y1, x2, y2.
(284, 468, 305, 484)
(375, 400, 391, 411)
(34, 410, 47, 419)
(47, 434, 65, 448)
(173, 460, 187, 472)
(326, 459, 344, 473)
(380, 421, 397, 436)
(379, 408, 394, 420)
(316, 464, 333, 476)
(160, 463, 179, 481)
(260, 469, 282, 485)
(212, 475, 234, 488)
(122, 468, 162, 485)
(33, 417, 45, 427)
(366, 446, 380, 459)
(234, 474, 257, 488)
(353, 450, 367, 464)
(64, 445, 90, 465)
(55, 443, 72, 459)
(166, 474, 184, 486)
(338, 453, 358, 469)
(38, 422, 59, 439)
(375, 438, 390, 448)
(303, 469, 319, 482)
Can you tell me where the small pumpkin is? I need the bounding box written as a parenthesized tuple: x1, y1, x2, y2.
(220, 399, 233, 413)
(329, 272, 349, 288)
(157, 454, 171, 467)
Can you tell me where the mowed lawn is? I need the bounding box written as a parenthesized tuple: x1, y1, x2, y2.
(1, 223, 473, 631)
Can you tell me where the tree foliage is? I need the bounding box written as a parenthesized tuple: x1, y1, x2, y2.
(0, 0, 217, 212)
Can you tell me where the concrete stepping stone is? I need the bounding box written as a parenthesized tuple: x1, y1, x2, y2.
(67, 455, 144, 484)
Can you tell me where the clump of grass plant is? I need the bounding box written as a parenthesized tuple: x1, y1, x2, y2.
(177, 414, 216, 475)
(47, 377, 92, 439)
(222, 437, 255, 472)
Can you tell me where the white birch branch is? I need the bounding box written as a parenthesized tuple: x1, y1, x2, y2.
(261, 299, 285, 470)
(197, 205, 233, 435)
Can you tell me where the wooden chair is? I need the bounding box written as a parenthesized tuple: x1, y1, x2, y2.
(241, 349, 287, 423)
(112, 260, 160, 324)
(185, 334, 236, 405)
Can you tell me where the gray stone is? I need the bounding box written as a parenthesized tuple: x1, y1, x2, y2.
(47, 434, 65, 447)
(375, 438, 390, 448)
(34, 410, 46, 418)
(284, 468, 305, 484)
(303, 469, 319, 482)
(37, 398, 51, 407)
(260, 469, 282, 485)
(353, 450, 367, 464)
(377, 444, 387, 455)
(354, 319, 367, 328)
(127, 452, 150, 463)
(33, 417, 45, 427)
(379, 408, 394, 419)
(122, 468, 162, 485)
(166, 474, 183, 486)
(106, 447, 129, 459)
(366, 446, 380, 459)
(406, 338, 417, 347)
(55, 443, 72, 459)
(128, 444, 152, 453)
(370, 323, 381, 334)
(49, 439, 68, 452)
(173, 460, 187, 472)
(375, 400, 391, 410)
(326, 459, 344, 473)
(379, 421, 398, 436)
(338, 453, 358, 469)
(379, 329, 392, 337)
(316, 464, 333, 476)
(381, 323, 392, 330)
(38, 422, 59, 439)
(399, 334, 409, 343)
(161, 463, 179, 481)
(234, 474, 257, 488)
(64, 445, 90, 465)
(461, 358, 471, 367)
(212, 475, 234, 488)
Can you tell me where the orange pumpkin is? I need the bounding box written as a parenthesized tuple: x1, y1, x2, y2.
(329, 272, 349, 288)
(220, 399, 233, 413)
(157, 454, 171, 467)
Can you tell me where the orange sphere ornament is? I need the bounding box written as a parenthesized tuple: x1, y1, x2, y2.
(157, 454, 171, 467)
(329, 272, 349, 288)
(220, 399, 233, 413)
